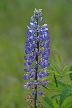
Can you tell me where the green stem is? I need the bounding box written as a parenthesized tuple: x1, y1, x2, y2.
(53, 73, 58, 87)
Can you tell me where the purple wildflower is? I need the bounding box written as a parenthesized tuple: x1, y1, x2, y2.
(23, 8, 50, 108)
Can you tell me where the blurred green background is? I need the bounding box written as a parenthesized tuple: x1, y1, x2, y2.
(0, 0, 72, 108)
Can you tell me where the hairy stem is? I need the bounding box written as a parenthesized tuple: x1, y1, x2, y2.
(34, 19, 39, 108)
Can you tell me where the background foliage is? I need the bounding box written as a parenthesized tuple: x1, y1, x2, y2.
(0, 0, 72, 108)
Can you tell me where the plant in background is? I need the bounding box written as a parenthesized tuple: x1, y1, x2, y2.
(23, 8, 50, 108)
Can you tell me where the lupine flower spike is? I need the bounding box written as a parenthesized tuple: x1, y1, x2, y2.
(23, 8, 50, 108)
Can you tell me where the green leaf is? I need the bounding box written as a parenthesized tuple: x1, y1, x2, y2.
(46, 75, 53, 80)
(48, 70, 60, 76)
(65, 71, 72, 75)
(43, 96, 54, 108)
(51, 94, 61, 99)
(53, 99, 59, 108)
(50, 64, 60, 74)
(48, 70, 55, 74)
(69, 66, 72, 80)
(50, 88, 61, 92)
(59, 87, 70, 108)
(62, 65, 69, 74)
(62, 96, 72, 108)
(57, 80, 66, 87)
(49, 81, 56, 86)
(49, 81, 62, 91)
